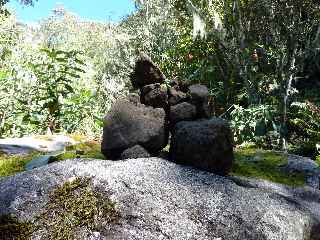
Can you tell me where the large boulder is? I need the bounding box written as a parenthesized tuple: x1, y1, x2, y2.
(101, 99, 168, 159)
(130, 53, 165, 89)
(170, 118, 234, 175)
(0, 158, 319, 240)
(284, 154, 320, 189)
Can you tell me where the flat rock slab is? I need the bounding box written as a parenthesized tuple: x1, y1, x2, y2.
(0, 135, 77, 154)
(0, 158, 319, 240)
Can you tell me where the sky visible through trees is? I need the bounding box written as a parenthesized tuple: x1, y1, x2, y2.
(6, 0, 136, 23)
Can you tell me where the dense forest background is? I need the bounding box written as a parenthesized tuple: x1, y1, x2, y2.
(1, 0, 320, 159)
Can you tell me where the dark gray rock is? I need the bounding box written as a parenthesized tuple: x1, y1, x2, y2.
(130, 53, 165, 89)
(140, 84, 168, 109)
(141, 83, 160, 95)
(196, 100, 210, 118)
(178, 80, 191, 92)
(168, 88, 187, 106)
(120, 145, 151, 159)
(169, 102, 197, 126)
(0, 158, 319, 240)
(188, 84, 209, 102)
(170, 118, 234, 175)
(188, 84, 210, 118)
(101, 99, 168, 159)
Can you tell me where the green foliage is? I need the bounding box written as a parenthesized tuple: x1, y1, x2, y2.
(288, 101, 320, 158)
(1, 0, 320, 155)
(232, 148, 305, 186)
(28, 48, 85, 132)
(230, 104, 279, 147)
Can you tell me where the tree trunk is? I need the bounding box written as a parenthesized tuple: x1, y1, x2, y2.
(281, 43, 298, 151)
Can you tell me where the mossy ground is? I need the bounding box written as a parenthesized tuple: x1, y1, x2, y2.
(0, 177, 119, 240)
(0, 152, 39, 177)
(53, 140, 105, 161)
(232, 147, 305, 186)
(0, 141, 104, 177)
(33, 134, 88, 142)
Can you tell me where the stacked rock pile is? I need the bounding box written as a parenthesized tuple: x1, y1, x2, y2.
(101, 53, 234, 175)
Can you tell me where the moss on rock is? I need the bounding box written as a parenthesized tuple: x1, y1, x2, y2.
(0, 215, 35, 240)
(232, 148, 305, 186)
(35, 177, 119, 240)
(316, 155, 320, 166)
(0, 177, 119, 240)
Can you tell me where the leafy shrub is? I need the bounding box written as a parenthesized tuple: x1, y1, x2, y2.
(28, 48, 85, 133)
(230, 104, 279, 147)
(288, 101, 320, 158)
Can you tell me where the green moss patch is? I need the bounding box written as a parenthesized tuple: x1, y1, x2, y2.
(36, 177, 119, 239)
(0, 215, 35, 240)
(36, 177, 119, 240)
(68, 134, 88, 142)
(0, 152, 39, 177)
(232, 148, 305, 186)
(316, 155, 320, 166)
(53, 141, 104, 161)
(1, 177, 119, 240)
